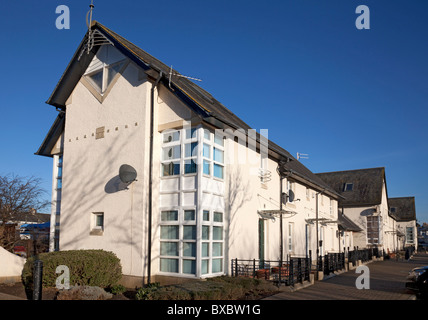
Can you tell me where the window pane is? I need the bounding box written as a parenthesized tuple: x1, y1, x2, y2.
(184, 210, 195, 221)
(162, 162, 180, 176)
(183, 242, 196, 257)
(213, 148, 224, 163)
(201, 259, 209, 275)
(96, 214, 104, 227)
(57, 179, 62, 189)
(203, 160, 211, 175)
(202, 226, 210, 240)
(203, 210, 210, 221)
(212, 258, 223, 273)
(162, 145, 181, 160)
(213, 227, 223, 240)
(213, 164, 224, 179)
(213, 212, 223, 222)
(203, 144, 210, 158)
(163, 131, 180, 143)
(185, 142, 198, 158)
(160, 258, 178, 273)
(107, 61, 125, 87)
(160, 226, 179, 239)
(202, 242, 209, 257)
(161, 210, 178, 221)
(88, 70, 103, 92)
(204, 129, 210, 141)
(213, 243, 223, 257)
(184, 159, 197, 174)
(186, 128, 197, 139)
(160, 242, 178, 256)
(183, 226, 196, 240)
(214, 134, 224, 146)
(183, 260, 196, 275)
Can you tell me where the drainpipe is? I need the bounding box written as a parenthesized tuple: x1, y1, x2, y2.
(147, 71, 163, 284)
(315, 189, 326, 259)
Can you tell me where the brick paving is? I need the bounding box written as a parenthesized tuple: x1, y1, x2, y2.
(265, 253, 428, 300)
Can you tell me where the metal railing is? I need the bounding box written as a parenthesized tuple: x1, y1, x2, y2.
(231, 252, 312, 286)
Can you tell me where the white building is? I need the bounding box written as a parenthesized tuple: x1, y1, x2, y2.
(36, 22, 342, 286)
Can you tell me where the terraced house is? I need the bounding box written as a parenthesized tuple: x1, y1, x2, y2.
(36, 22, 343, 286)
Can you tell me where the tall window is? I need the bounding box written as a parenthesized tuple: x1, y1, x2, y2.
(56, 155, 63, 190)
(202, 130, 224, 179)
(288, 223, 294, 252)
(406, 227, 414, 244)
(159, 209, 197, 274)
(201, 210, 224, 275)
(367, 216, 380, 244)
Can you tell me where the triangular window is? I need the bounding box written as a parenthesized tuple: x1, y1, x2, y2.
(82, 46, 128, 102)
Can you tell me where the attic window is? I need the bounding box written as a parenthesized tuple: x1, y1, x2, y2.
(85, 60, 127, 95)
(343, 183, 353, 191)
(390, 207, 396, 213)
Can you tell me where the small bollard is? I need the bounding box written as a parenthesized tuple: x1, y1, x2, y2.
(33, 260, 43, 300)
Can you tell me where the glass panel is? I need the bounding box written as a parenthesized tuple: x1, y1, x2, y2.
(183, 242, 196, 257)
(214, 134, 224, 146)
(160, 226, 179, 239)
(160, 258, 178, 273)
(95, 214, 104, 227)
(88, 70, 103, 92)
(160, 242, 178, 256)
(203, 210, 210, 221)
(183, 226, 196, 240)
(161, 211, 178, 221)
(213, 212, 223, 222)
(186, 128, 197, 139)
(162, 162, 180, 176)
(107, 61, 125, 87)
(162, 145, 181, 160)
(204, 129, 211, 141)
(213, 226, 223, 240)
(203, 160, 210, 175)
(185, 142, 198, 158)
(163, 131, 180, 143)
(202, 242, 209, 257)
(203, 144, 210, 158)
(213, 243, 223, 257)
(184, 210, 195, 221)
(202, 226, 210, 240)
(57, 179, 62, 189)
(182, 260, 196, 275)
(212, 258, 223, 273)
(213, 164, 224, 179)
(184, 159, 197, 174)
(213, 148, 224, 163)
(201, 259, 209, 275)
(57, 166, 63, 178)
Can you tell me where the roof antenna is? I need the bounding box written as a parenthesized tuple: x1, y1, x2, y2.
(169, 65, 202, 90)
(86, 0, 95, 54)
(297, 152, 309, 161)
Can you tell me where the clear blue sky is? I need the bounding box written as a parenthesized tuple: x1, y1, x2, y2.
(0, 1, 427, 223)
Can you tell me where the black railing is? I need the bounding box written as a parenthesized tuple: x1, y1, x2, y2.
(231, 252, 312, 286)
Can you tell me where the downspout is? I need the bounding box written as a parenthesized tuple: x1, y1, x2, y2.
(147, 71, 163, 284)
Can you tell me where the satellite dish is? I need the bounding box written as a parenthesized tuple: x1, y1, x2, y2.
(119, 164, 137, 184)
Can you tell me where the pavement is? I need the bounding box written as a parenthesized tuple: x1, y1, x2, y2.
(264, 252, 428, 300)
(0, 292, 25, 300)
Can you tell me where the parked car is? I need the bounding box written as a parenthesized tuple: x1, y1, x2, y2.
(406, 266, 428, 298)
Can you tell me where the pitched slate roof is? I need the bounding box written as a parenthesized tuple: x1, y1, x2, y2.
(338, 213, 363, 232)
(315, 167, 386, 206)
(388, 197, 416, 221)
(40, 21, 339, 198)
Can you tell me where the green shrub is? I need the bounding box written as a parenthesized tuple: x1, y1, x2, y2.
(22, 250, 122, 291)
(135, 282, 161, 300)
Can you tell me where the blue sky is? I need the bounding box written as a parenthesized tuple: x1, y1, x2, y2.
(0, 1, 427, 223)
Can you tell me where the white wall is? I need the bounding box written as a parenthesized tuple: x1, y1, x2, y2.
(0, 247, 26, 282)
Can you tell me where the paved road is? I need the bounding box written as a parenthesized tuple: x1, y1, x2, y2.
(265, 253, 428, 300)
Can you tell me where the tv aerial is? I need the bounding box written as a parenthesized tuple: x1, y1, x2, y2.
(168, 65, 202, 90)
(297, 152, 309, 160)
(119, 164, 138, 185)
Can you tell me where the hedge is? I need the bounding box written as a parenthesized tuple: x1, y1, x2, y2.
(22, 250, 122, 290)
